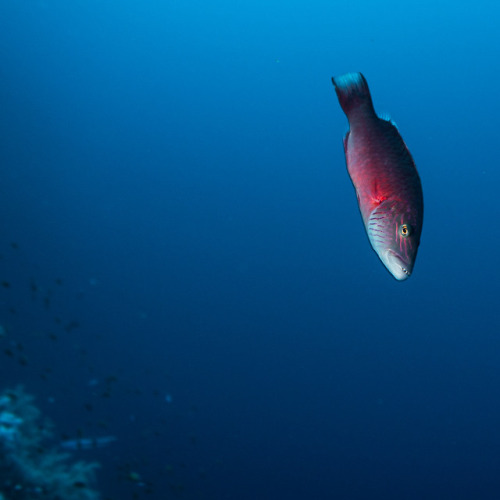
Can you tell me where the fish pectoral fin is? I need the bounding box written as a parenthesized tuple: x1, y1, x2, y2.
(369, 179, 388, 207)
(370, 194, 388, 205)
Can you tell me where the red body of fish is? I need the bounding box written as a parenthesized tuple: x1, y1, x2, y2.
(332, 73, 423, 280)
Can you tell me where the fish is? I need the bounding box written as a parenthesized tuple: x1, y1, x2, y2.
(331, 72, 423, 280)
(60, 435, 117, 451)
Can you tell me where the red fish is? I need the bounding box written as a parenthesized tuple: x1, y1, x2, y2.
(332, 73, 423, 280)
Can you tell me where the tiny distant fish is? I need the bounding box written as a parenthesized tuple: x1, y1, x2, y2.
(64, 320, 80, 333)
(60, 435, 117, 451)
(331, 73, 423, 280)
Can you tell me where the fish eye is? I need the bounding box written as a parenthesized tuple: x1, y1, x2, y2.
(399, 224, 412, 238)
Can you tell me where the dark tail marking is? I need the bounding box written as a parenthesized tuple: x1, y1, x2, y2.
(331, 72, 375, 117)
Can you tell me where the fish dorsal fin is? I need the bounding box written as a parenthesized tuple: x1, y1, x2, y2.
(378, 112, 399, 130)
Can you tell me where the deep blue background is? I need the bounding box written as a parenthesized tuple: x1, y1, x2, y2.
(1, 1, 500, 499)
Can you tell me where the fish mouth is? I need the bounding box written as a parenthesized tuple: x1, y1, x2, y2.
(385, 250, 412, 281)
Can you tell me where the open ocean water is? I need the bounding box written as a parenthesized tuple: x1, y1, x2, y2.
(0, 1, 499, 499)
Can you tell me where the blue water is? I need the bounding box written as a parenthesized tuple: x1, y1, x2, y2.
(1, 1, 499, 498)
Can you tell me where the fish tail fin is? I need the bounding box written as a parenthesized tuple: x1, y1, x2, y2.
(331, 72, 375, 118)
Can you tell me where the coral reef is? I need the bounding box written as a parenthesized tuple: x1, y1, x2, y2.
(0, 386, 101, 500)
